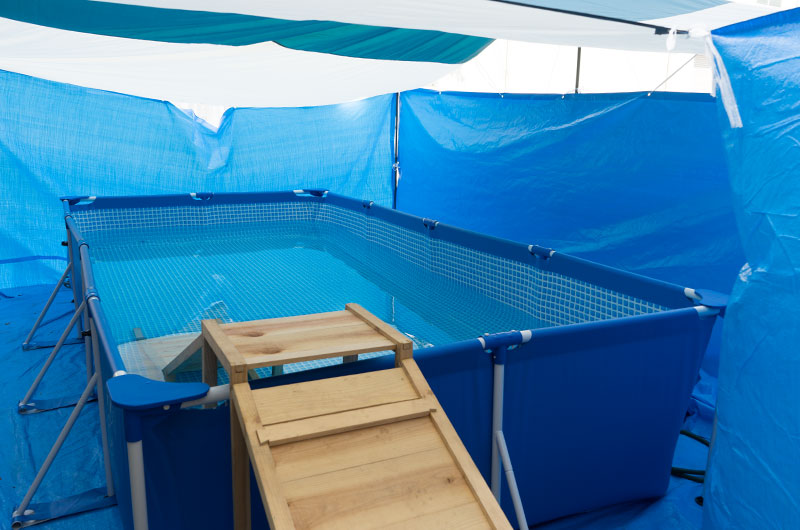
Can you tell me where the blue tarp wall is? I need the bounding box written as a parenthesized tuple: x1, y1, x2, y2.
(706, 9, 800, 529)
(0, 70, 395, 289)
(397, 89, 745, 412)
(0, 66, 749, 527)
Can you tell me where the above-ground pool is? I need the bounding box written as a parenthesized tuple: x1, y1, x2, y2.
(59, 190, 719, 530)
(81, 192, 667, 382)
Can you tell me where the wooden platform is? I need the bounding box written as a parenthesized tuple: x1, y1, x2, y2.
(196, 303, 413, 387)
(199, 304, 510, 530)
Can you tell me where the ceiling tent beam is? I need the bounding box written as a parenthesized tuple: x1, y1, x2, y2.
(489, 0, 690, 35)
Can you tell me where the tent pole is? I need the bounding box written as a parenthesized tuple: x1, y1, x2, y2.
(575, 47, 582, 94)
(393, 92, 400, 210)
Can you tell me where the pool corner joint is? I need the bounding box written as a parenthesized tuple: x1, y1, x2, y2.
(528, 244, 555, 260)
(685, 287, 729, 317)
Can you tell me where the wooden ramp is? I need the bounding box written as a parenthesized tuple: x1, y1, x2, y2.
(196, 304, 510, 530)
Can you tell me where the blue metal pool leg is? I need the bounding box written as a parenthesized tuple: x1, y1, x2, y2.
(12, 373, 110, 528)
(90, 319, 115, 499)
(84, 304, 93, 386)
(18, 299, 94, 413)
(21, 262, 73, 351)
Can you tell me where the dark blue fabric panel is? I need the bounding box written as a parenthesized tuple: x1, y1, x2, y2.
(706, 9, 800, 529)
(501, 309, 714, 524)
(0, 69, 394, 288)
(130, 311, 713, 528)
(134, 343, 493, 529)
(396, 89, 742, 389)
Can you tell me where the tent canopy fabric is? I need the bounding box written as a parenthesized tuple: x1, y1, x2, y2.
(95, 0, 776, 52)
(0, 0, 779, 108)
(0, 1, 492, 63)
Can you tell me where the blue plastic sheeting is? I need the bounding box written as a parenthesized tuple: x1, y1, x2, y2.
(396, 89, 743, 408)
(397, 90, 740, 313)
(0, 69, 394, 289)
(0, 284, 123, 529)
(706, 9, 800, 529)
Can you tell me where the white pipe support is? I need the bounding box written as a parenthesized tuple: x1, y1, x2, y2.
(684, 287, 702, 301)
(496, 430, 529, 530)
(694, 305, 720, 319)
(490, 361, 505, 500)
(180, 384, 230, 409)
(127, 440, 149, 530)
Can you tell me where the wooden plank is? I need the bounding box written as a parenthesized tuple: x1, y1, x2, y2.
(222, 310, 348, 333)
(203, 319, 247, 383)
(401, 359, 511, 529)
(201, 342, 218, 409)
(230, 383, 296, 530)
(257, 399, 433, 447)
(381, 501, 490, 530)
(345, 303, 413, 366)
(252, 368, 419, 426)
(272, 417, 441, 484)
(242, 336, 395, 369)
(230, 323, 394, 359)
(281, 446, 487, 530)
(230, 394, 251, 530)
(162, 332, 204, 381)
(225, 311, 361, 342)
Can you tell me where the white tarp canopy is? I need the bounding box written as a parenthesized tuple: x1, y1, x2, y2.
(0, 0, 780, 108)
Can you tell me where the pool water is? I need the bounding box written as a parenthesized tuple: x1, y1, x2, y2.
(88, 220, 544, 375)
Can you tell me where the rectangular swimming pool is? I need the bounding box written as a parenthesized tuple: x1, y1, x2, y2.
(60, 190, 719, 529)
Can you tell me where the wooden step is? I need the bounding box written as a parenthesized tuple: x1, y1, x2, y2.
(197, 304, 509, 530)
(231, 359, 510, 530)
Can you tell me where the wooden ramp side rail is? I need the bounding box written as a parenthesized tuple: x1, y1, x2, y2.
(231, 359, 510, 530)
(192, 303, 509, 529)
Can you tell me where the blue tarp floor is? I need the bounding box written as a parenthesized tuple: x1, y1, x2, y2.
(0, 284, 712, 529)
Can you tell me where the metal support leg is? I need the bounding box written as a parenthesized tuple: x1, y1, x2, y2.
(490, 347, 506, 500)
(127, 440, 149, 530)
(22, 263, 72, 350)
(91, 319, 114, 498)
(496, 431, 528, 530)
(83, 305, 93, 386)
(19, 299, 87, 412)
(13, 372, 98, 522)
